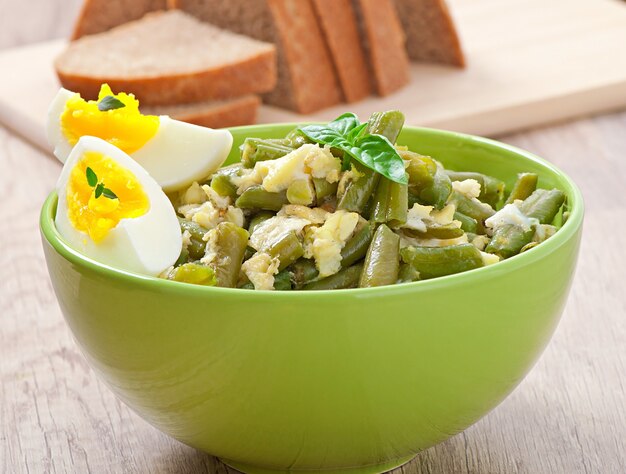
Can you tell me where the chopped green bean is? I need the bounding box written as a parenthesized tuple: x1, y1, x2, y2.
(273, 270, 293, 290)
(291, 258, 319, 289)
(445, 171, 505, 208)
(340, 221, 374, 268)
(170, 263, 217, 286)
(485, 224, 535, 259)
(210, 174, 238, 199)
(240, 138, 293, 168)
(398, 262, 420, 283)
(248, 211, 274, 234)
(418, 164, 452, 209)
(235, 186, 289, 211)
(400, 244, 484, 280)
(520, 188, 566, 224)
(337, 164, 380, 213)
(209, 222, 249, 288)
(177, 217, 207, 260)
(366, 110, 405, 143)
(454, 211, 478, 233)
(268, 231, 304, 270)
(287, 179, 315, 206)
(313, 178, 338, 201)
(506, 172, 538, 204)
(359, 224, 400, 287)
(303, 264, 363, 290)
(370, 177, 408, 227)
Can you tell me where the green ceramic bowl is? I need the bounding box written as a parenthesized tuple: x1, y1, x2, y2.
(40, 125, 583, 474)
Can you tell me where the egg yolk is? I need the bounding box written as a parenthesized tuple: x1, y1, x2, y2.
(66, 151, 150, 242)
(60, 84, 159, 155)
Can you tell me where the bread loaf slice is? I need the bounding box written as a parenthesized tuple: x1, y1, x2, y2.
(392, 0, 465, 67)
(311, 0, 372, 103)
(55, 10, 277, 106)
(141, 95, 261, 129)
(353, 0, 410, 96)
(71, 0, 167, 39)
(172, 0, 343, 114)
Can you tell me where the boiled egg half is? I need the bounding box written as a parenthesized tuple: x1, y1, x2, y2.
(55, 136, 182, 276)
(47, 84, 233, 192)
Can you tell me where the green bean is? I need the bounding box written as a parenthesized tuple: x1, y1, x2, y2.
(340, 221, 374, 268)
(400, 244, 484, 280)
(177, 217, 208, 260)
(520, 189, 566, 224)
(248, 211, 274, 234)
(359, 224, 400, 288)
(235, 186, 289, 211)
(337, 164, 380, 213)
(273, 270, 293, 290)
(404, 223, 465, 240)
(398, 262, 420, 283)
(506, 173, 538, 204)
(366, 110, 405, 143)
(290, 258, 319, 289)
(285, 128, 311, 148)
(484, 224, 534, 259)
(454, 211, 478, 234)
(449, 190, 495, 226)
(175, 247, 189, 266)
(445, 171, 505, 208)
(239, 281, 254, 290)
(210, 174, 238, 199)
(209, 222, 250, 288)
(370, 177, 408, 227)
(287, 179, 315, 206)
(170, 263, 217, 286)
(267, 231, 304, 270)
(400, 150, 437, 188)
(313, 178, 338, 201)
(303, 264, 363, 290)
(417, 164, 452, 209)
(240, 138, 293, 168)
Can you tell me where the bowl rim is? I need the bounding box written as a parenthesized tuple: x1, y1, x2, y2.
(40, 124, 584, 299)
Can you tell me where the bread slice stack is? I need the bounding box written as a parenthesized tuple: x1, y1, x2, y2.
(58, 0, 465, 124)
(56, 10, 276, 127)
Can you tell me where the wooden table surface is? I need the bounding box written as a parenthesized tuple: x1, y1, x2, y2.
(1, 2, 625, 473)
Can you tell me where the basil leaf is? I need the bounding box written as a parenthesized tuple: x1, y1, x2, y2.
(298, 124, 354, 152)
(326, 112, 360, 136)
(102, 188, 118, 199)
(94, 183, 104, 198)
(351, 134, 408, 185)
(86, 167, 98, 187)
(298, 112, 408, 184)
(98, 95, 126, 112)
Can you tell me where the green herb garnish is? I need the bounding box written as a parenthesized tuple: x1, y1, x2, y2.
(86, 167, 118, 200)
(97, 95, 126, 112)
(299, 113, 408, 185)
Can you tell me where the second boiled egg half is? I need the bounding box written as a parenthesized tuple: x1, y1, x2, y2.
(46, 84, 233, 192)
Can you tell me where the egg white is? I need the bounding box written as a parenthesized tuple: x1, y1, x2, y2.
(46, 88, 234, 192)
(55, 136, 183, 276)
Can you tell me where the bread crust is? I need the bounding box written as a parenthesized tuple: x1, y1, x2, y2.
(392, 0, 465, 67)
(174, 0, 343, 114)
(312, 0, 372, 103)
(71, 0, 167, 40)
(56, 40, 277, 106)
(144, 96, 261, 128)
(355, 0, 410, 96)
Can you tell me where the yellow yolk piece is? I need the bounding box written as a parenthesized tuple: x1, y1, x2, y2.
(67, 151, 150, 242)
(60, 84, 159, 154)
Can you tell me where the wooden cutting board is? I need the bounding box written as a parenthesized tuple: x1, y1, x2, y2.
(1, 0, 626, 152)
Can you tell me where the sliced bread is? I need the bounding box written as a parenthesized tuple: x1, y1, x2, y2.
(141, 95, 261, 129)
(55, 10, 277, 106)
(71, 0, 167, 39)
(311, 0, 372, 103)
(353, 0, 410, 96)
(392, 0, 465, 67)
(172, 0, 343, 114)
